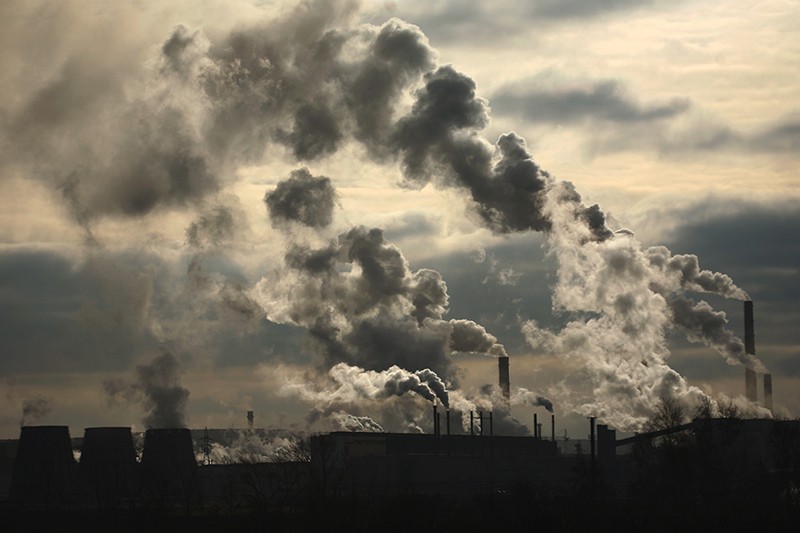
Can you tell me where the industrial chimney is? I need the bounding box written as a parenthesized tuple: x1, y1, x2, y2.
(764, 373, 773, 412)
(498, 356, 510, 400)
(247, 410, 254, 430)
(744, 301, 758, 403)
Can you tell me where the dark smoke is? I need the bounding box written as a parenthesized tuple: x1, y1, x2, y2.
(20, 397, 53, 427)
(513, 388, 554, 413)
(668, 295, 766, 373)
(256, 224, 508, 383)
(104, 351, 190, 429)
(265, 168, 338, 228)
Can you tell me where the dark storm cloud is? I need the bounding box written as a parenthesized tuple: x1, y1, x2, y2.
(373, 0, 667, 44)
(0, 247, 160, 374)
(265, 168, 338, 228)
(491, 79, 690, 124)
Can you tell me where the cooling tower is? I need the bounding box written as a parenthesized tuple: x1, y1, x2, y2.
(141, 428, 196, 470)
(498, 356, 510, 400)
(140, 428, 198, 505)
(80, 427, 138, 508)
(9, 425, 78, 506)
(744, 301, 758, 403)
(81, 427, 136, 468)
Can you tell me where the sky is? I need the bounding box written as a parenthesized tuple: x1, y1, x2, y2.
(1, 0, 798, 440)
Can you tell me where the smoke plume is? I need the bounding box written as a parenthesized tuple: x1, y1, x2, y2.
(104, 351, 190, 429)
(265, 168, 338, 229)
(20, 397, 53, 427)
(1, 2, 766, 434)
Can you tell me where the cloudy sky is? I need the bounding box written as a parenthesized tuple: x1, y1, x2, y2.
(1, 0, 798, 439)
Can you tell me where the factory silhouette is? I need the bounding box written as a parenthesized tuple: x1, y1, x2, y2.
(2, 301, 799, 531)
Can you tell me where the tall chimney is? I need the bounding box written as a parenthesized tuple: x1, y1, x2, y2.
(247, 410, 254, 430)
(744, 301, 758, 403)
(764, 373, 773, 412)
(533, 413, 538, 439)
(498, 356, 510, 400)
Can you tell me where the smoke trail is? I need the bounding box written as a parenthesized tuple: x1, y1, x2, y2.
(104, 351, 190, 429)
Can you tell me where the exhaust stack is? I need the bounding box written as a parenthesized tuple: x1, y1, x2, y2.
(498, 356, 510, 400)
(744, 301, 758, 403)
(764, 373, 773, 412)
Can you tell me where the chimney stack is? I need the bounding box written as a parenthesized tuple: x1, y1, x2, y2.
(764, 373, 773, 412)
(247, 410, 254, 430)
(498, 356, 510, 400)
(744, 301, 758, 403)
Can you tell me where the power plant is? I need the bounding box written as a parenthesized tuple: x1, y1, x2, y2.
(1, 302, 795, 530)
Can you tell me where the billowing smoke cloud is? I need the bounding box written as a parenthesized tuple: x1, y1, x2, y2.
(329, 411, 385, 433)
(20, 397, 53, 427)
(256, 223, 507, 382)
(1, 1, 765, 435)
(449, 319, 507, 357)
(523, 223, 762, 431)
(104, 351, 190, 429)
(512, 387, 554, 413)
(277, 362, 448, 432)
(202, 432, 309, 464)
(286, 362, 449, 408)
(669, 296, 765, 372)
(265, 168, 338, 228)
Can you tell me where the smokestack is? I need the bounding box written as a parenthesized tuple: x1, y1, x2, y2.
(533, 413, 538, 439)
(744, 301, 758, 403)
(764, 373, 773, 412)
(551, 414, 555, 442)
(498, 356, 510, 400)
(432, 404, 439, 437)
(446, 409, 451, 436)
(247, 410, 254, 430)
